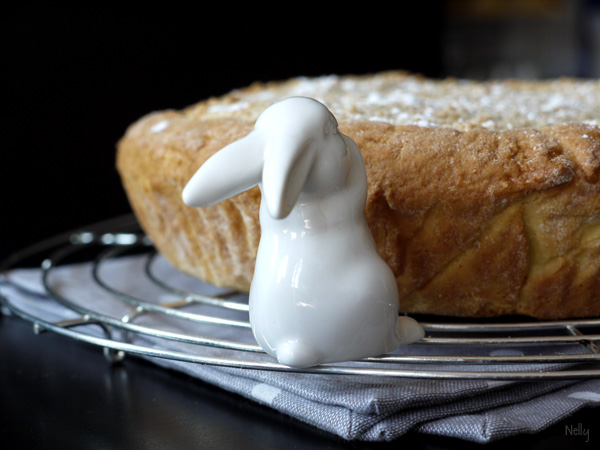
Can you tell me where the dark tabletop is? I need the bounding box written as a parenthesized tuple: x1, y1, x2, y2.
(1, 312, 598, 450)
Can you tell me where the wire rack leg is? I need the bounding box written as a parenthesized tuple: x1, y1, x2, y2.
(34, 316, 126, 363)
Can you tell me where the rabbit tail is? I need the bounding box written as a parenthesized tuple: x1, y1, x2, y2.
(395, 316, 425, 345)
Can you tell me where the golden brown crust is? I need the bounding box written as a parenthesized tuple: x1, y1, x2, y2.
(116, 73, 600, 319)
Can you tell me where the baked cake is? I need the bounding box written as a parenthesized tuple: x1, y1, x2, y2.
(116, 71, 600, 319)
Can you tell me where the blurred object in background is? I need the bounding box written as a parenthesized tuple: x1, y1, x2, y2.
(442, 0, 600, 78)
(587, 0, 600, 76)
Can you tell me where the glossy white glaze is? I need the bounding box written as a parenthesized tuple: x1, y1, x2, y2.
(183, 97, 424, 368)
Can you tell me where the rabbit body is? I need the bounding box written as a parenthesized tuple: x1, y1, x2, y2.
(183, 97, 423, 368)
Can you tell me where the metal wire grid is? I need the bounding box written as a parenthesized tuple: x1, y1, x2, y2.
(1, 214, 600, 380)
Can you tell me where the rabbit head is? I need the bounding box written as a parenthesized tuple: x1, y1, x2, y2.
(182, 96, 350, 219)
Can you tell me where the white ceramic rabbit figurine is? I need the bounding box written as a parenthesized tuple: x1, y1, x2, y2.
(182, 97, 424, 368)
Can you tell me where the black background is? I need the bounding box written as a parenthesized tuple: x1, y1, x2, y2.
(4, 1, 599, 259)
(3, 3, 445, 259)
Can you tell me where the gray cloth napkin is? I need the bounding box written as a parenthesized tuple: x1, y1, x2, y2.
(1, 253, 599, 443)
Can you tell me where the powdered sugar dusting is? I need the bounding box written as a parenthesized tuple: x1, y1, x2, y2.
(208, 101, 250, 114)
(201, 73, 600, 131)
(150, 119, 169, 133)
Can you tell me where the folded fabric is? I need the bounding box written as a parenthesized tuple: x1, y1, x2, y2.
(1, 253, 598, 443)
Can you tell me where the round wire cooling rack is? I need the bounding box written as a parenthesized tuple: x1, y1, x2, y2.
(1, 214, 600, 381)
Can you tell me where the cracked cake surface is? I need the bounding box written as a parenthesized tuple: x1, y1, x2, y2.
(117, 71, 600, 319)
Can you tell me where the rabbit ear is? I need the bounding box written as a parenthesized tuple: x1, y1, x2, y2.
(262, 135, 317, 219)
(182, 131, 264, 207)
